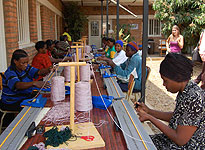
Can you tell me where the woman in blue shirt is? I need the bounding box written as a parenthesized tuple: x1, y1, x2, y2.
(0, 49, 51, 111)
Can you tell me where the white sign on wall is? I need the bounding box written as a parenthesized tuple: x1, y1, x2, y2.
(130, 24, 138, 30)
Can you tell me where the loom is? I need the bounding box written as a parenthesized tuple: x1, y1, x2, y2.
(56, 61, 105, 149)
(20, 94, 47, 108)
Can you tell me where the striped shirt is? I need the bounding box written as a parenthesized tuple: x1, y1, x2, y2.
(1, 65, 39, 104)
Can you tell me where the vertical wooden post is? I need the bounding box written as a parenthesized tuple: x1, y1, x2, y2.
(70, 66, 75, 132)
(58, 62, 86, 134)
(75, 44, 80, 82)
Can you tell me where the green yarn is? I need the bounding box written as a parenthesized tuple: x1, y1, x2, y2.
(27, 146, 39, 150)
(43, 126, 72, 147)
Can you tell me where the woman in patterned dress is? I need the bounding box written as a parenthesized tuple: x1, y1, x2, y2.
(135, 53, 205, 149)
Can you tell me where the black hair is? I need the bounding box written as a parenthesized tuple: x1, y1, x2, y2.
(10, 49, 28, 69)
(102, 37, 108, 41)
(54, 40, 59, 45)
(35, 41, 46, 51)
(160, 53, 193, 82)
(107, 38, 115, 44)
(46, 40, 54, 49)
(60, 35, 67, 41)
(64, 27, 69, 31)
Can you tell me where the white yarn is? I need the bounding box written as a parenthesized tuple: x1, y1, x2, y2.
(85, 45, 91, 53)
(51, 76, 65, 104)
(75, 82, 92, 111)
(42, 102, 71, 126)
(79, 64, 90, 82)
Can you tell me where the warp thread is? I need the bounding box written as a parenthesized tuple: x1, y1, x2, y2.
(75, 82, 92, 112)
(79, 64, 90, 82)
(42, 102, 71, 126)
(51, 76, 65, 104)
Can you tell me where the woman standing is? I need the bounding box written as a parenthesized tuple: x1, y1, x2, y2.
(166, 25, 184, 53)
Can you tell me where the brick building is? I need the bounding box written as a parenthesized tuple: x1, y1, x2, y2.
(0, 0, 164, 72)
(0, 0, 64, 72)
(63, 0, 162, 54)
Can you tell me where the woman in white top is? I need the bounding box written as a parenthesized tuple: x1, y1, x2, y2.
(112, 40, 128, 66)
(98, 40, 127, 66)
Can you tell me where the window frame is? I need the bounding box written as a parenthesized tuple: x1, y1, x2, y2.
(148, 18, 161, 37)
(17, 0, 31, 47)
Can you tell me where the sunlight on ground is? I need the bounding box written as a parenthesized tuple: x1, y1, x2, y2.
(145, 58, 202, 112)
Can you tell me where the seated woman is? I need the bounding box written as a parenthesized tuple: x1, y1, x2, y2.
(32, 41, 52, 81)
(98, 38, 116, 59)
(101, 41, 142, 91)
(0, 49, 51, 111)
(46, 40, 72, 63)
(98, 40, 127, 66)
(136, 53, 205, 149)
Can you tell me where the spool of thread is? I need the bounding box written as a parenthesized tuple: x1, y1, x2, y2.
(78, 48, 82, 59)
(80, 64, 90, 82)
(85, 45, 91, 53)
(64, 66, 70, 82)
(75, 82, 92, 111)
(51, 76, 65, 104)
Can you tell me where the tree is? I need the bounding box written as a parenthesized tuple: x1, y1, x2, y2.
(64, 2, 88, 41)
(153, 0, 205, 53)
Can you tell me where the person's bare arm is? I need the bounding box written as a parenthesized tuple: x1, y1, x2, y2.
(15, 81, 50, 90)
(136, 102, 173, 122)
(177, 35, 184, 49)
(147, 113, 197, 146)
(166, 35, 171, 52)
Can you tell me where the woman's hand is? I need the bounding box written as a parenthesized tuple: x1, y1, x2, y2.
(97, 56, 108, 61)
(134, 102, 150, 114)
(137, 109, 152, 122)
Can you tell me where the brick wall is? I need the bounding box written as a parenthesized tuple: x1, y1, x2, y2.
(3, 0, 19, 64)
(41, 5, 56, 41)
(81, 6, 155, 15)
(3, 0, 63, 65)
(48, 0, 63, 12)
(29, 0, 38, 43)
(80, 5, 161, 53)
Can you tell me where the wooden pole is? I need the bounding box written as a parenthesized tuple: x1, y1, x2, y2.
(75, 44, 80, 82)
(70, 66, 75, 132)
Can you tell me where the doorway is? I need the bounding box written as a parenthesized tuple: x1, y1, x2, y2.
(89, 19, 112, 48)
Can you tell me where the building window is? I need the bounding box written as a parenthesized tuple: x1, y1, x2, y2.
(17, 0, 30, 45)
(91, 21, 99, 36)
(149, 19, 161, 36)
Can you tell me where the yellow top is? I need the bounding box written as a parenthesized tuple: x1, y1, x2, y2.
(63, 32, 72, 42)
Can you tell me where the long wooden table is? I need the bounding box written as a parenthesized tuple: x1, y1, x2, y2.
(20, 71, 127, 150)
